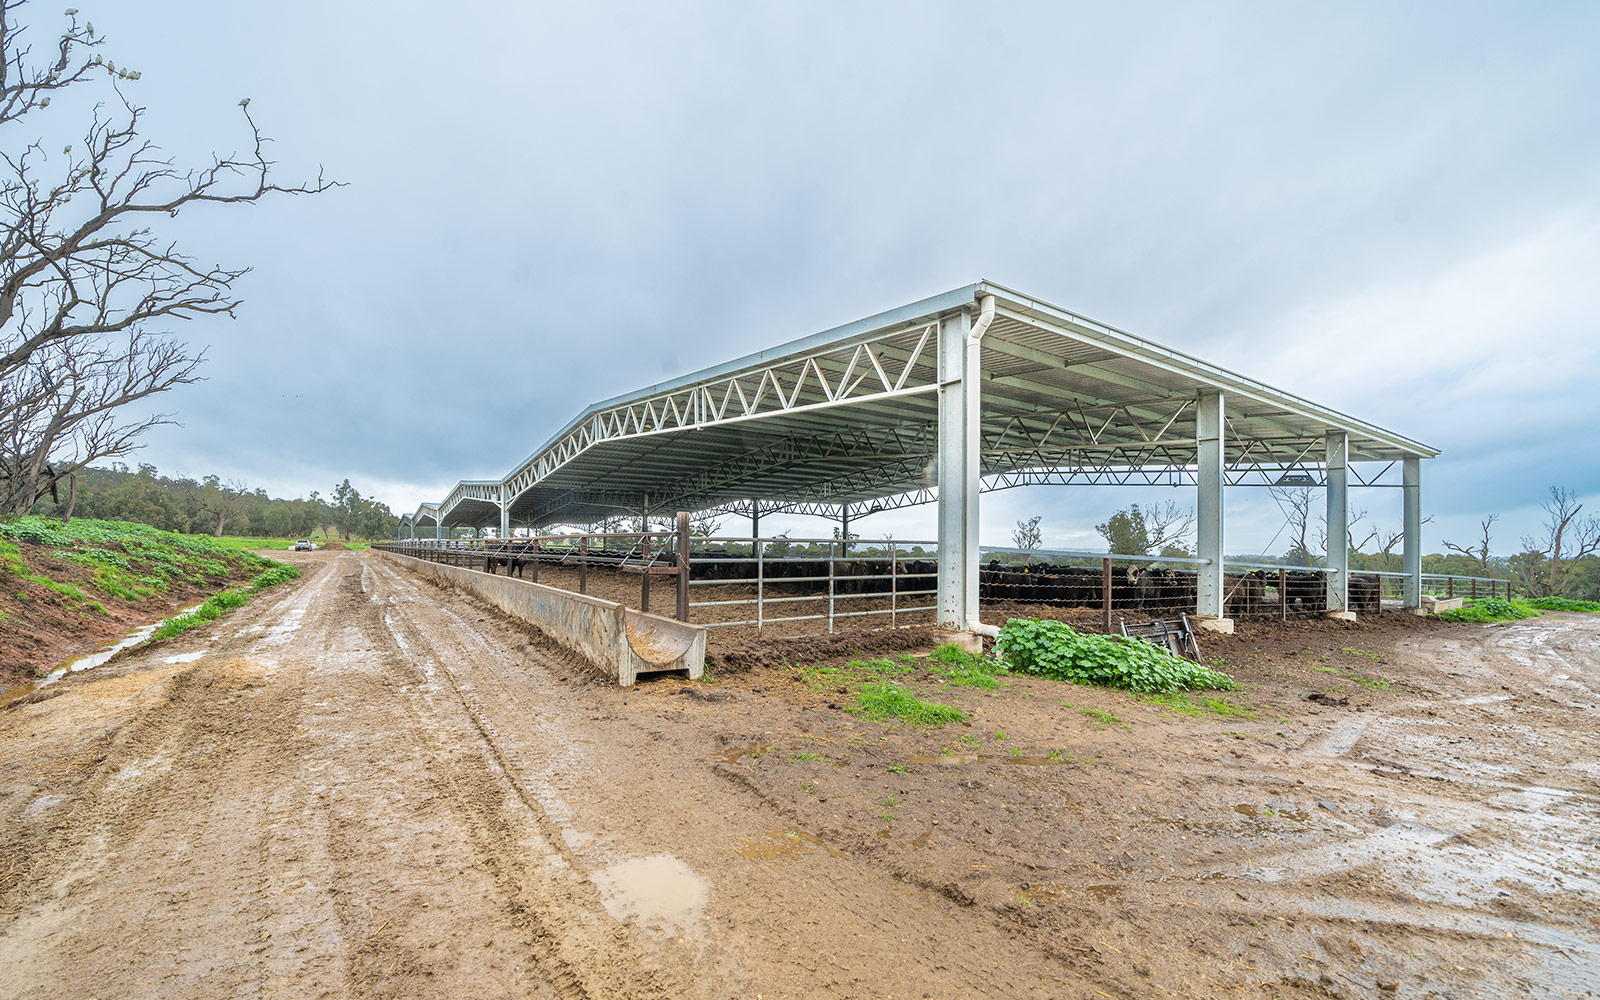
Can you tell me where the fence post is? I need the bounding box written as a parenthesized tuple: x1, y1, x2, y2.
(641, 531, 652, 612)
(531, 538, 540, 583)
(1471, 579, 1477, 600)
(890, 541, 898, 628)
(676, 512, 690, 623)
(1102, 558, 1113, 632)
(1279, 568, 1288, 622)
(1448, 578, 1454, 599)
(828, 550, 836, 633)
(579, 535, 589, 595)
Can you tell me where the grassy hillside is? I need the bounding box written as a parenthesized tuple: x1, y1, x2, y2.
(0, 517, 298, 687)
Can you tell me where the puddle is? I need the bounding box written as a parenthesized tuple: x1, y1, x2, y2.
(1006, 755, 1067, 767)
(1085, 883, 1123, 901)
(591, 854, 708, 940)
(908, 752, 979, 765)
(162, 651, 207, 664)
(720, 743, 772, 764)
(735, 828, 841, 861)
(1234, 804, 1310, 821)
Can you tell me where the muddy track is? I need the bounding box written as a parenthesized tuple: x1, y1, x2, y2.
(4, 550, 1596, 999)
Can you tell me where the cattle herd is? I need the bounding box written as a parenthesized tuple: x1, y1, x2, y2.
(456, 540, 1383, 618)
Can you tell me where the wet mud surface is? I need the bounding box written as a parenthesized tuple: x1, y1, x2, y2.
(1, 550, 1595, 999)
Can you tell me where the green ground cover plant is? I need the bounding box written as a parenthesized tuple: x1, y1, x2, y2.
(1521, 596, 1600, 613)
(994, 618, 1237, 693)
(1435, 597, 1534, 623)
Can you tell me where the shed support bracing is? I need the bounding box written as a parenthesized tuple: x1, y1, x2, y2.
(1326, 430, 1349, 613)
(937, 307, 980, 629)
(1195, 391, 1226, 619)
(1403, 457, 1422, 608)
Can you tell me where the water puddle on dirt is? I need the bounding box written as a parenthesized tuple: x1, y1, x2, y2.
(719, 743, 772, 764)
(735, 828, 842, 862)
(1234, 804, 1310, 821)
(591, 854, 709, 941)
(1, 604, 207, 708)
(908, 752, 979, 765)
(162, 651, 207, 664)
(1006, 755, 1067, 767)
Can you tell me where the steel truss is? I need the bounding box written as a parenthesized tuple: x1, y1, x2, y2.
(504, 323, 939, 503)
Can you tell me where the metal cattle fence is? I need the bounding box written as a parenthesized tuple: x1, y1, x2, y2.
(375, 526, 1516, 637)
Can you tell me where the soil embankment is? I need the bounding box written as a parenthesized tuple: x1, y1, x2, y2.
(1, 549, 1594, 998)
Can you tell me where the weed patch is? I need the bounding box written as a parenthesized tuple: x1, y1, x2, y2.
(852, 682, 967, 726)
(995, 618, 1237, 693)
(1436, 598, 1533, 623)
(1522, 596, 1600, 613)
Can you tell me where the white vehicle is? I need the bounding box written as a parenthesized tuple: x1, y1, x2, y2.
(293, 539, 315, 551)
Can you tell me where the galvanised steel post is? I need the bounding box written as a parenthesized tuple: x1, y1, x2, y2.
(1402, 457, 1422, 608)
(936, 307, 981, 629)
(499, 484, 510, 540)
(1195, 390, 1225, 620)
(1325, 430, 1349, 613)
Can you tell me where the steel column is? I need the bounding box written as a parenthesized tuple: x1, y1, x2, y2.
(1325, 430, 1349, 613)
(1195, 391, 1225, 619)
(936, 307, 979, 629)
(1403, 457, 1422, 608)
(499, 485, 510, 540)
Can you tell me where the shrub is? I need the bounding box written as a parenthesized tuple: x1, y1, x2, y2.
(994, 618, 1237, 693)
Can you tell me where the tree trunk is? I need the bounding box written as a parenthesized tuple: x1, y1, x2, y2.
(62, 475, 77, 523)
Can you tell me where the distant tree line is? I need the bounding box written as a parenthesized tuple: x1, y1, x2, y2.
(1008, 482, 1600, 602)
(24, 463, 400, 540)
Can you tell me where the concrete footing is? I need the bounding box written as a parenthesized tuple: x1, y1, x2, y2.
(377, 549, 705, 686)
(1194, 616, 1234, 635)
(1325, 610, 1358, 622)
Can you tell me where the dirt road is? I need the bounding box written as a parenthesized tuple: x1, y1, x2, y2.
(1, 551, 1596, 999)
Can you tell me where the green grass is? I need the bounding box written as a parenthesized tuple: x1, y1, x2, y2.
(1137, 691, 1258, 719)
(1080, 707, 1127, 728)
(792, 751, 826, 761)
(1522, 596, 1600, 613)
(151, 588, 251, 640)
(928, 643, 1008, 689)
(852, 682, 967, 726)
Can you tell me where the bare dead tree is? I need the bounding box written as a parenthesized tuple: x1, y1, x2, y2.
(1012, 514, 1041, 564)
(0, 1, 338, 512)
(1443, 514, 1499, 572)
(689, 512, 723, 537)
(1520, 487, 1600, 597)
(1268, 486, 1317, 564)
(1143, 500, 1194, 553)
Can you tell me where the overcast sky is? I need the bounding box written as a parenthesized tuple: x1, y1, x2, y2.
(62, 1, 1600, 555)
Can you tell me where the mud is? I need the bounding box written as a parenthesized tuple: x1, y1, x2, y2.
(1, 550, 1595, 999)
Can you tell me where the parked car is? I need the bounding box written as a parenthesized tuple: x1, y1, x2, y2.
(293, 539, 315, 551)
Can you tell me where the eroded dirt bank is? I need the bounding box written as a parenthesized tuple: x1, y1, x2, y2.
(0, 550, 1595, 999)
